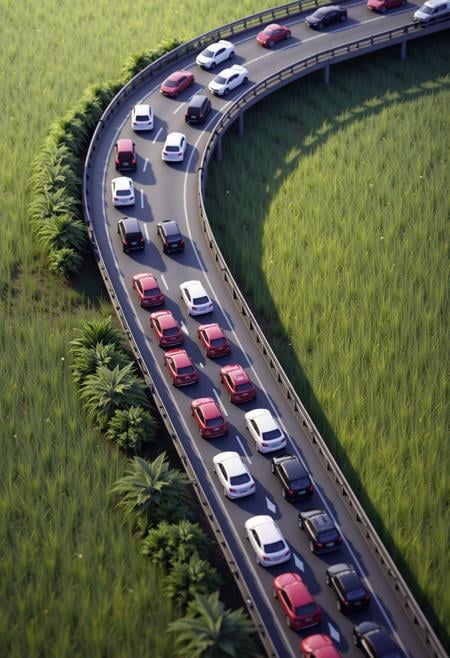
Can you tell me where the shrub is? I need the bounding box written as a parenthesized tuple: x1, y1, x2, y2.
(106, 406, 157, 451)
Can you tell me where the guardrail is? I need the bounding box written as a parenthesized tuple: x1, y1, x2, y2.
(197, 20, 450, 658)
(82, 4, 449, 657)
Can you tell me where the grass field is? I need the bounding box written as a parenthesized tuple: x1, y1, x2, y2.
(206, 35, 450, 642)
(1, 1, 267, 656)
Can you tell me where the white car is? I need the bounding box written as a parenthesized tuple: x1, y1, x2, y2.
(162, 132, 187, 163)
(179, 280, 213, 316)
(111, 177, 135, 207)
(131, 104, 154, 131)
(245, 515, 291, 567)
(413, 0, 450, 21)
(213, 451, 255, 499)
(208, 64, 249, 96)
(245, 408, 287, 453)
(196, 40, 235, 70)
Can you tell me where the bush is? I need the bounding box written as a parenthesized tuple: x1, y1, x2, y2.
(48, 247, 84, 278)
(164, 555, 221, 609)
(142, 520, 209, 570)
(106, 406, 157, 451)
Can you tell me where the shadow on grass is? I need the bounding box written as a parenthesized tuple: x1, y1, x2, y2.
(205, 33, 450, 646)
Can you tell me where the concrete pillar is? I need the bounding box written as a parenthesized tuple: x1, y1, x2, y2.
(214, 135, 222, 162)
(323, 64, 330, 85)
(400, 41, 406, 60)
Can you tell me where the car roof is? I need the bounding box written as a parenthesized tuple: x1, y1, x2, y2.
(134, 103, 150, 113)
(167, 349, 191, 366)
(423, 0, 447, 6)
(182, 280, 206, 295)
(165, 132, 185, 146)
(160, 220, 180, 235)
(284, 578, 313, 606)
(213, 451, 246, 476)
(113, 176, 132, 189)
(135, 272, 156, 286)
(245, 408, 276, 430)
(283, 457, 308, 479)
(265, 22, 283, 30)
(121, 216, 140, 229)
(365, 629, 401, 655)
(208, 40, 231, 52)
(221, 64, 246, 77)
(201, 323, 224, 338)
(169, 70, 191, 81)
(304, 509, 335, 531)
(117, 138, 134, 151)
(245, 515, 280, 542)
(222, 364, 248, 381)
(200, 399, 222, 419)
(188, 94, 208, 108)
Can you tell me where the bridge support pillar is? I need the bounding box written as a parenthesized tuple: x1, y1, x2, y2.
(237, 111, 244, 136)
(323, 65, 330, 85)
(400, 41, 407, 60)
(214, 136, 222, 162)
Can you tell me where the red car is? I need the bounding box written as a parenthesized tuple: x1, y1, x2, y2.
(115, 138, 136, 172)
(220, 364, 256, 404)
(256, 23, 291, 48)
(272, 573, 321, 630)
(191, 397, 228, 439)
(150, 310, 183, 348)
(197, 323, 231, 358)
(160, 70, 194, 97)
(300, 634, 342, 658)
(367, 0, 406, 11)
(132, 272, 164, 308)
(164, 348, 199, 387)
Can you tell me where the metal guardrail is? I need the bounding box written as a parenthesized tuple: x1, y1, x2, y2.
(82, 5, 450, 657)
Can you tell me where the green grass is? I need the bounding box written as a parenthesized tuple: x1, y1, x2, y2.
(1, 1, 267, 656)
(206, 35, 450, 644)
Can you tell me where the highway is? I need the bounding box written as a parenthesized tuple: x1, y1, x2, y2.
(84, 2, 447, 656)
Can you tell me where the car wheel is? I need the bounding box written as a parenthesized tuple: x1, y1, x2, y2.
(269, 40, 274, 47)
(352, 633, 359, 646)
(210, 62, 216, 70)
(318, 21, 324, 29)
(340, 13, 346, 20)
(286, 31, 291, 38)
(229, 51, 234, 59)
(243, 77, 248, 84)
(224, 87, 230, 95)
(309, 540, 315, 553)
(286, 616, 291, 628)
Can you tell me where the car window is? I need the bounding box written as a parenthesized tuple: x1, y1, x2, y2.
(163, 327, 179, 337)
(229, 473, 250, 485)
(305, 519, 315, 537)
(196, 408, 204, 423)
(154, 319, 161, 333)
(250, 419, 259, 435)
(136, 280, 142, 294)
(178, 366, 194, 375)
(218, 463, 227, 481)
(280, 590, 292, 612)
(216, 48, 224, 56)
(250, 530, 261, 548)
(184, 289, 191, 302)
(167, 358, 174, 370)
(211, 337, 226, 347)
(225, 374, 233, 389)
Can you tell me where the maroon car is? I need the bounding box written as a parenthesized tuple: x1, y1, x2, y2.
(256, 23, 291, 47)
(273, 573, 321, 630)
(150, 310, 183, 348)
(220, 364, 256, 404)
(300, 634, 342, 657)
(164, 348, 198, 387)
(197, 323, 231, 358)
(160, 70, 194, 97)
(367, 0, 406, 11)
(132, 272, 164, 308)
(191, 397, 228, 439)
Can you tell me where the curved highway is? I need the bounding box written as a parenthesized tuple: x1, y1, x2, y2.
(84, 3, 448, 657)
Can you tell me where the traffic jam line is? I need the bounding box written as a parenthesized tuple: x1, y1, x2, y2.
(212, 388, 228, 416)
(235, 434, 252, 464)
(160, 274, 169, 290)
(152, 127, 163, 143)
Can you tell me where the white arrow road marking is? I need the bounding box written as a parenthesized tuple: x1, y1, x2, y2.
(180, 321, 189, 336)
(199, 361, 205, 369)
(152, 127, 162, 144)
(140, 189, 144, 209)
(235, 435, 252, 464)
(173, 102, 185, 115)
(160, 274, 169, 290)
(213, 388, 228, 416)
(266, 497, 276, 514)
(328, 624, 340, 644)
(143, 158, 148, 173)
(293, 553, 304, 572)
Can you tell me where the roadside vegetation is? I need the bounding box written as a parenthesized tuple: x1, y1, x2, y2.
(206, 34, 450, 643)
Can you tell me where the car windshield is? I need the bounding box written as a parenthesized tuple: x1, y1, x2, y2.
(135, 114, 149, 121)
(210, 337, 226, 347)
(144, 288, 160, 296)
(165, 145, 180, 152)
(202, 48, 215, 57)
(421, 5, 434, 12)
(214, 75, 227, 85)
(295, 603, 317, 617)
(193, 296, 209, 305)
(229, 473, 250, 485)
(116, 189, 130, 196)
(168, 233, 181, 242)
(291, 477, 311, 490)
(263, 27, 276, 35)
(118, 151, 133, 162)
(165, 79, 178, 87)
(162, 327, 179, 337)
(177, 366, 194, 375)
(236, 382, 251, 393)
(315, 7, 329, 15)
(317, 529, 339, 543)
(262, 428, 282, 441)
(205, 416, 223, 428)
(347, 587, 367, 601)
(264, 540, 285, 554)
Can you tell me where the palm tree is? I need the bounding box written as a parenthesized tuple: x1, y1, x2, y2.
(38, 213, 88, 252)
(70, 317, 125, 361)
(164, 555, 220, 609)
(71, 341, 129, 386)
(80, 363, 148, 429)
(111, 453, 190, 532)
(167, 592, 260, 658)
(48, 247, 83, 278)
(106, 405, 157, 451)
(142, 520, 208, 569)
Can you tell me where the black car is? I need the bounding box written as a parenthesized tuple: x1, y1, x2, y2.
(271, 454, 313, 501)
(157, 220, 185, 254)
(353, 621, 404, 657)
(326, 563, 370, 613)
(117, 216, 145, 253)
(305, 5, 348, 28)
(298, 509, 342, 553)
(185, 94, 212, 125)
